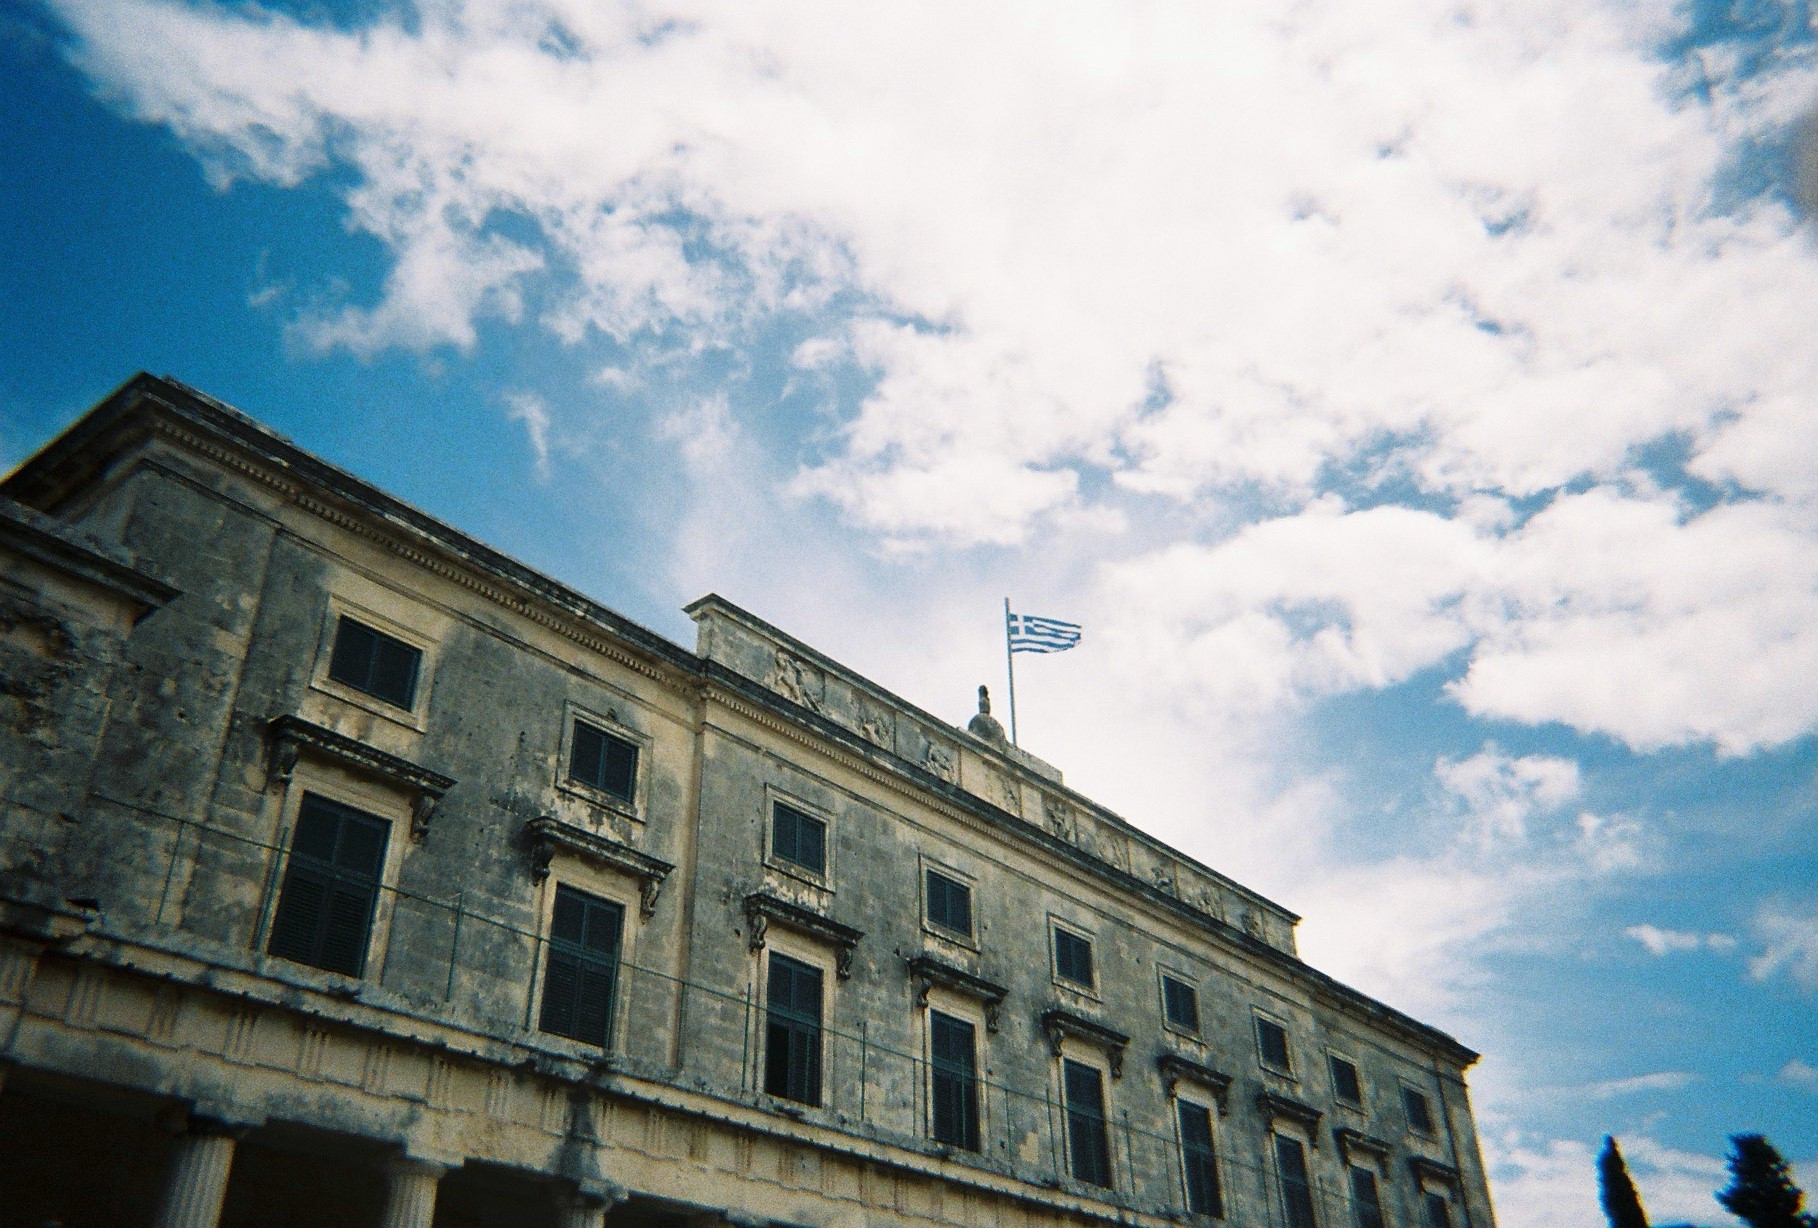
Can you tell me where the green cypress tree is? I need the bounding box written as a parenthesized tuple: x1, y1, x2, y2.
(1717, 1134, 1817, 1228)
(1600, 1135, 1652, 1228)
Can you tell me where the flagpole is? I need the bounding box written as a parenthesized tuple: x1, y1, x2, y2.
(1003, 597, 1019, 746)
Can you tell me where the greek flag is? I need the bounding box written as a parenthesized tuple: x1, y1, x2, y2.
(1007, 611, 1082, 654)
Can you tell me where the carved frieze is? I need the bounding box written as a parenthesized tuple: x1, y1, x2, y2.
(766, 649, 825, 715)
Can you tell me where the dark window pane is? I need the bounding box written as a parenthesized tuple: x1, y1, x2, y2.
(1276, 1135, 1318, 1228)
(764, 953, 823, 1105)
(1352, 1166, 1386, 1228)
(1425, 1193, 1454, 1228)
(927, 871, 973, 936)
(327, 616, 420, 709)
(929, 1011, 980, 1150)
(538, 885, 623, 1047)
(1054, 928, 1094, 987)
(267, 795, 388, 978)
(1258, 1018, 1292, 1071)
(1063, 1059, 1113, 1188)
(1331, 1056, 1363, 1106)
(1163, 975, 1201, 1032)
(569, 721, 638, 802)
(1404, 1087, 1435, 1134)
(772, 803, 826, 875)
(1180, 1100, 1223, 1217)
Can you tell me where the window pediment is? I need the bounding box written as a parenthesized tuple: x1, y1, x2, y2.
(744, 891, 863, 979)
(525, 817, 674, 917)
(1257, 1089, 1324, 1142)
(1039, 1007, 1130, 1077)
(907, 955, 1007, 1032)
(1156, 1053, 1233, 1114)
(1336, 1126, 1394, 1172)
(1410, 1156, 1460, 1190)
(268, 715, 453, 843)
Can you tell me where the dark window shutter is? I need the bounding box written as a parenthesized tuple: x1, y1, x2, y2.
(764, 953, 824, 1106)
(1277, 1135, 1318, 1228)
(1404, 1087, 1435, 1133)
(1064, 1059, 1112, 1188)
(1351, 1166, 1387, 1228)
(929, 1012, 979, 1150)
(570, 723, 605, 789)
(327, 617, 420, 709)
(1179, 1099, 1223, 1217)
(267, 796, 388, 978)
(538, 886, 623, 1048)
(927, 872, 972, 936)
(772, 804, 825, 875)
(1163, 976, 1201, 1032)
(1259, 1019, 1292, 1070)
(1331, 1056, 1363, 1105)
(1425, 1193, 1454, 1228)
(1055, 928, 1094, 987)
(569, 722, 638, 802)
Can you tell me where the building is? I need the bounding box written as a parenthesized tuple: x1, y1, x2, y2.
(0, 374, 1497, 1228)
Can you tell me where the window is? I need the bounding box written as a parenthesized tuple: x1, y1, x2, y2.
(538, 885, 624, 1047)
(1163, 974, 1201, 1033)
(327, 616, 421, 710)
(1257, 1017, 1293, 1073)
(1350, 1166, 1386, 1228)
(1424, 1192, 1454, 1228)
(1403, 1086, 1435, 1135)
(1053, 926, 1095, 989)
(764, 952, 823, 1106)
(267, 794, 390, 977)
(1063, 1059, 1113, 1188)
(1275, 1135, 1318, 1228)
(929, 1011, 981, 1150)
(925, 869, 973, 938)
(1330, 1055, 1363, 1107)
(1178, 1099, 1223, 1217)
(771, 802, 826, 876)
(569, 720, 638, 803)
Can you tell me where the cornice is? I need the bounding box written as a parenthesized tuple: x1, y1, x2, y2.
(1039, 1008, 1131, 1077)
(524, 818, 675, 917)
(743, 892, 864, 980)
(1256, 1090, 1324, 1141)
(267, 715, 454, 843)
(1155, 1053, 1233, 1114)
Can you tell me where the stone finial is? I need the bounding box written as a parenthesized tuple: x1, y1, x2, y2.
(967, 684, 1008, 744)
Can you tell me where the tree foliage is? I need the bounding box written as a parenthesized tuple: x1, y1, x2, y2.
(1717, 1134, 1817, 1228)
(1600, 1135, 1652, 1228)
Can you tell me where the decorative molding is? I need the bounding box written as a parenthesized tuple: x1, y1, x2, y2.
(1039, 1008, 1130, 1078)
(1335, 1126, 1394, 1173)
(1155, 1053, 1233, 1115)
(267, 715, 454, 843)
(743, 892, 863, 980)
(525, 818, 675, 917)
(1256, 1090, 1324, 1143)
(1410, 1156, 1461, 1190)
(907, 956, 1008, 1033)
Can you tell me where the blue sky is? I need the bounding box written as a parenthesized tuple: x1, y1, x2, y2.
(3, 1, 1815, 1223)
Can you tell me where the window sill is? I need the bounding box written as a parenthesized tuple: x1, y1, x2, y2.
(308, 678, 429, 733)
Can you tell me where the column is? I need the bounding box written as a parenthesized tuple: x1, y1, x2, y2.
(152, 1118, 242, 1228)
(380, 1157, 448, 1228)
(556, 1190, 608, 1228)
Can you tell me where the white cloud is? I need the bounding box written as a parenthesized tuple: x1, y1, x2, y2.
(1435, 745, 1580, 851)
(46, 0, 1818, 757)
(1488, 1130, 1742, 1228)
(1582, 1071, 1698, 1099)
(505, 391, 553, 477)
(1749, 897, 1818, 994)
(1781, 1057, 1818, 1094)
(1625, 923, 1739, 957)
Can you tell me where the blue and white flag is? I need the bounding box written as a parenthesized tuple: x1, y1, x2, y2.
(1007, 611, 1082, 654)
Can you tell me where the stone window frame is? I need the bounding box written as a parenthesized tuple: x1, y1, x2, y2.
(521, 845, 649, 1053)
(1158, 1053, 1233, 1221)
(753, 927, 838, 1112)
(921, 989, 989, 1153)
(1327, 1049, 1366, 1111)
(253, 766, 416, 987)
(919, 854, 979, 949)
(1157, 965, 1203, 1038)
(1055, 1047, 1118, 1192)
(1253, 1009, 1297, 1079)
(310, 596, 439, 733)
(556, 699, 650, 823)
(763, 785, 835, 891)
(1048, 915, 1100, 999)
(1400, 1081, 1439, 1138)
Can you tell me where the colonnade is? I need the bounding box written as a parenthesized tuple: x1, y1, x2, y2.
(145, 1109, 616, 1228)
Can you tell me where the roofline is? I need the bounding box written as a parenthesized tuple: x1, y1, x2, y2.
(6, 373, 1479, 1069)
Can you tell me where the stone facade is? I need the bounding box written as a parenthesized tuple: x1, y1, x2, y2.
(0, 374, 1497, 1228)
